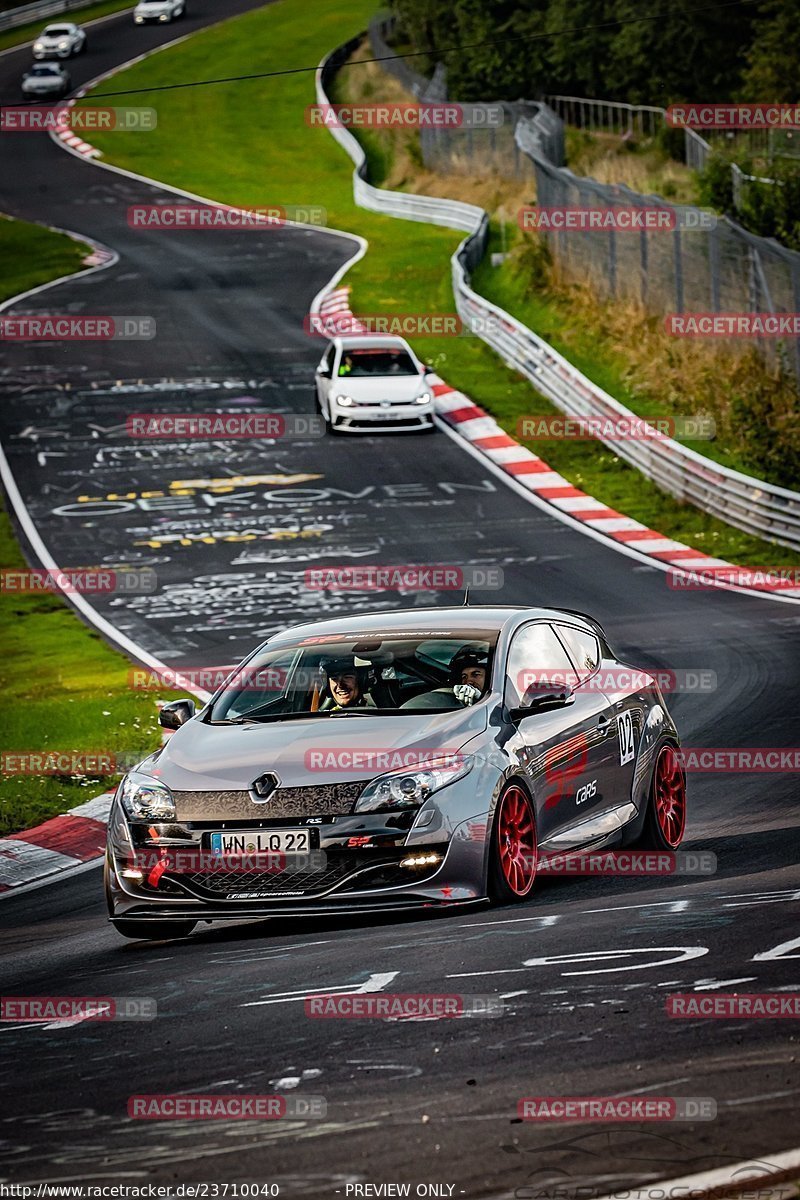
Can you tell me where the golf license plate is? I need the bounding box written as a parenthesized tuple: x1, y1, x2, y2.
(208, 829, 310, 855)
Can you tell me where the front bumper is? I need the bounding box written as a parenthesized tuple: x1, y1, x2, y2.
(331, 400, 434, 433)
(106, 784, 493, 920)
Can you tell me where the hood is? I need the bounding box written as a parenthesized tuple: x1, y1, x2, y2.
(333, 375, 426, 403)
(136, 2, 171, 8)
(140, 704, 489, 793)
(23, 75, 63, 87)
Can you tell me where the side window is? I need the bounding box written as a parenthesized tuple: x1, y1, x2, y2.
(505, 623, 575, 708)
(555, 624, 600, 684)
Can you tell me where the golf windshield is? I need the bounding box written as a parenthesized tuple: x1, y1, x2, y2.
(207, 631, 498, 722)
(338, 349, 418, 377)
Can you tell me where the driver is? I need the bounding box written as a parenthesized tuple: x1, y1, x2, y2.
(449, 645, 490, 705)
(318, 655, 376, 711)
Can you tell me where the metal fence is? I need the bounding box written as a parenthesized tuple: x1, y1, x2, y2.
(0, 0, 115, 31)
(543, 92, 776, 208)
(317, 38, 800, 550)
(369, 15, 561, 178)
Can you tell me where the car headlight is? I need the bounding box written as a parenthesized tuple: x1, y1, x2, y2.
(414, 391, 432, 405)
(34, 42, 44, 50)
(355, 756, 472, 813)
(119, 771, 176, 820)
(335, 394, 354, 406)
(59, 40, 69, 48)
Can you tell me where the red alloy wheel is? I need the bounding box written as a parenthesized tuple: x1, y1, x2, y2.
(497, 785, 537, 896)
(653, 744, 686, 848)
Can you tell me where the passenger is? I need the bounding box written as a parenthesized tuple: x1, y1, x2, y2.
(338, 353, 354, 377)
(318, 656, 376, 711)
(449, 646, 490, 705)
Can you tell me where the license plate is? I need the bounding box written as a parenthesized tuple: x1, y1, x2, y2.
(208, 829, 310, 855)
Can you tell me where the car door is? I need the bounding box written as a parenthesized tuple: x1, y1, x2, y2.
(315, 343, 336, 417)
(503, 621, 616, 849)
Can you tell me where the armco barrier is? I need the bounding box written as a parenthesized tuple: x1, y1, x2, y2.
(317, 41, 800, 552)
(0, 0, 116, 31)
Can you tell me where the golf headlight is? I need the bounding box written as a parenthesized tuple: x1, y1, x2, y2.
(355, 756, 472, 812)
(414, 391, 431, 405)
(120, 771, 176, 820)
(335, 394, 354, 406)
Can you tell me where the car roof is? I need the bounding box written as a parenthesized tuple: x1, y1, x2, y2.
(43, 23, 75, 30)
(333, 335, 414, 351)
(268, 605, 600, 643)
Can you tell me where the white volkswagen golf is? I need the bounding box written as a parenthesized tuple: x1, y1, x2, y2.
(314, 336, 435, 434)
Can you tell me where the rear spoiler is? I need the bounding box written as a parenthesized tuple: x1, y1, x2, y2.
(556, 609, 610, 642)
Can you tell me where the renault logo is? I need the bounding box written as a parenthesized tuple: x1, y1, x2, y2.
(250, 772, 279, 802)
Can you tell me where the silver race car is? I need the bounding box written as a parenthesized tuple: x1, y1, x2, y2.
(105, 606, 686, 939)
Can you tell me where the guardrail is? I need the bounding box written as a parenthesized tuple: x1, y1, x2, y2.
(317, 40, 800, 552)
(0, 0, 115, 32)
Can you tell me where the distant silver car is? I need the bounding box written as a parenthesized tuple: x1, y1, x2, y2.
(315, 335, 435, 433)
(21, 62, 71, 99)
(32, 22, 86, 59)
(133, 0, 185, 23)
(105, 605, 686, 940)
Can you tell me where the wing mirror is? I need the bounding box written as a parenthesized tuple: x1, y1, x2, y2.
(509, 684, 574, 721)
(159, 698, 196, 730)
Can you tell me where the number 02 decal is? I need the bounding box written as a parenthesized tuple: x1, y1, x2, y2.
(618, 710, 635, 765)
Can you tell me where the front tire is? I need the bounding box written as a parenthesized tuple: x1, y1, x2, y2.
(489, 783, 537, 903)
(638, 742, 686, 850)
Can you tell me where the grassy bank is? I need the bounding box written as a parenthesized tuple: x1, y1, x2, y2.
(0, 215, 164, 835)
(79, 3, 799, 567)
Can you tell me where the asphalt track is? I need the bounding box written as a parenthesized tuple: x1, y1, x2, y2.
(0, 3, 799, 1192)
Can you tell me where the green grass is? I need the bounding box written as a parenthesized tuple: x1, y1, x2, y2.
(0, 0, 133, 54)
(0, 215, 168, 835)
(78, 0, 799, 569)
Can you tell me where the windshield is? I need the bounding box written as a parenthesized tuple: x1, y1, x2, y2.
(29, 64, 61, 74)
(337, 349, 418, 377)
(207, 630, 498, 723)
(44, 27, 71, 35)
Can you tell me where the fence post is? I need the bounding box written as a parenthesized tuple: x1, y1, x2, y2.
(792, 263, 800, 382)
(674, 227, 684, 313)
(708, 220, 721, 312)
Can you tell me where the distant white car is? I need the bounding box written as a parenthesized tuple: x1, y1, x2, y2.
(32, 23, 87, 59)
(21, 62, 71, 99)
(133, 0, 186, 22)
(314, 335, 435, 434)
